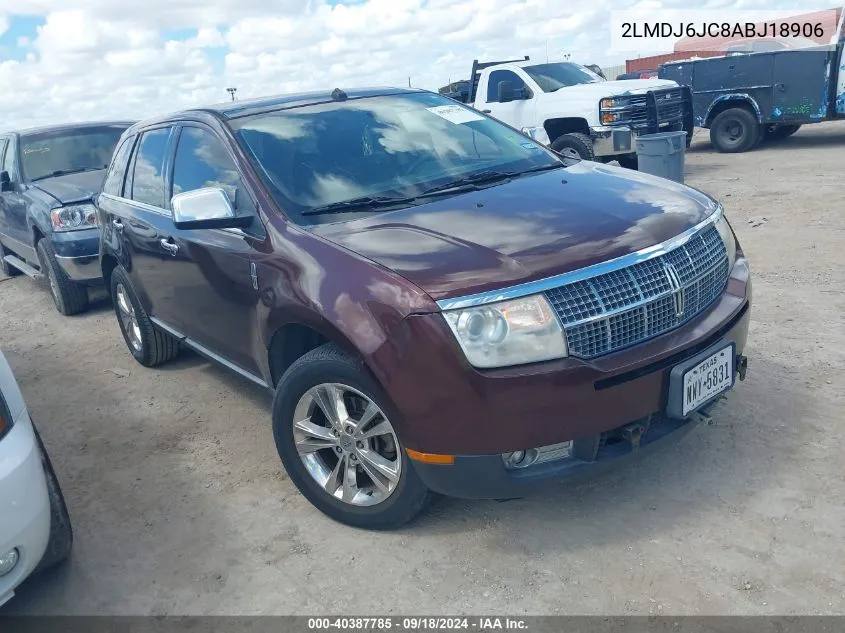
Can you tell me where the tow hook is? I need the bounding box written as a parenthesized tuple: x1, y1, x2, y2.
(736, 355, 748, 381)
(621, 423, 646, 451)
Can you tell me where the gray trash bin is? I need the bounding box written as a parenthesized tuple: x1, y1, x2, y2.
(635, 131, 688, 183)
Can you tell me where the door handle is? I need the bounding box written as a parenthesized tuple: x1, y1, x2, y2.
(112, 218, 124, 231)
(160, 238, 179, 256)
(775, 82, 786, 92)
(481, 109, 492, 113)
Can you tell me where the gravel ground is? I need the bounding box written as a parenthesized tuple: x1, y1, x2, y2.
(1, 122, 844, 616)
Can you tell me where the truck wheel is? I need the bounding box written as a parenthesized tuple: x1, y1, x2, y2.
(110, 266, 180, 367)
(551, 133, 595, 161)
(709, 108, 760, 153)
(36, 239, 89, 316)
(765, 124, 801, 140)
(272, 343, 430, 529)
(32, 425, 73, 574)
(0, 242, 22, 277)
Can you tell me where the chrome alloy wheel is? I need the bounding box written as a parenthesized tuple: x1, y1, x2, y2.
(115, 283, 142, 352)
(558, 147, 582, 160)
(293, 383, 401, 507)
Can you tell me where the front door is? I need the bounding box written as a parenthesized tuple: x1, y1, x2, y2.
(158, 124, 266, 379)
(483, 69, 536, 130)
(0, 138, 33, 260)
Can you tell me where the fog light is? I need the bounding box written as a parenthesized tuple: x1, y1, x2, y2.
(0, 548, 19, 577)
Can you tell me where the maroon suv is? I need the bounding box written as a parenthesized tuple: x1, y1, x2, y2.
(97, 88, 751, 528)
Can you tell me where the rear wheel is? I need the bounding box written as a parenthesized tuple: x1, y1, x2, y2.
(110, 266, 180, 367)
(551, 133, 595, 161)
(32, 426, 73, 574)
(709, 108, 761, 153)
(765, 124, 801, 140)
(272, 343, 430, 529)
(36, 239, 89, 315)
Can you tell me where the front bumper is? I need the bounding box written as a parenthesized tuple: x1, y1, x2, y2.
(0, 414, 51, 608)
(591, 123, 689, 158)
(51, 228, 101, 283)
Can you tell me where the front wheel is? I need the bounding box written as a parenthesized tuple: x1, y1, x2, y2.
(272, 343, 430, 529)
(551, 133, 595, 161)
(36, 239, 89, 315)
(709, 108, 761, 153)
(32, 426, 73, 574)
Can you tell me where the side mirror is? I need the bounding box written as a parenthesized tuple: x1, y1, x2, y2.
(171, 187, 251, 230)
(497, 80, 516, 103)
(0, 171, 12, 193)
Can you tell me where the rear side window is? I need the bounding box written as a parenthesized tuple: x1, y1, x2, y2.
(172, 127, 254, 214)
(130, 128, 171, 208)
(103, 136, 136, 197)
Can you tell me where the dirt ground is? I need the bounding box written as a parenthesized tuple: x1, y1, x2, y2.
(1, 123, 844, 616)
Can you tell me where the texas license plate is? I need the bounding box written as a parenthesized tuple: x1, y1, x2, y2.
(681, 345, 735, 416)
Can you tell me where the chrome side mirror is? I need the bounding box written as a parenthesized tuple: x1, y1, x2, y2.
(170, 187, 249, 230)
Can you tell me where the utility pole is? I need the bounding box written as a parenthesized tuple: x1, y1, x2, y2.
(226, 87, 238, 102)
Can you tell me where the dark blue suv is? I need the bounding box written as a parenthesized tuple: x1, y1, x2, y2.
(0, 122, 131, 314)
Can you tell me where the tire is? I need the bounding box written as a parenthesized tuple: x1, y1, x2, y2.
(32, 426, 73, 574)
(36, 239, 89, 315)
(551, 133, 595, 161)
(272, 343, 430, 529)
(765, 124, 801, 141)
(110, 266, 180, 367)
(709, 107, 761, 153)
(0, 242, 22, 277)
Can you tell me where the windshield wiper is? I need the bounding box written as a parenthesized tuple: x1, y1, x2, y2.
(301, 194, 418, 217)
(30, 165, 107, 182)
(416, 164, 563, 197)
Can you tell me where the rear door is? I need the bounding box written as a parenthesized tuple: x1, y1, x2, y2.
(158, 124, 266, 379)
(0, 138, 8, 242)
(113, 126, 186, 328)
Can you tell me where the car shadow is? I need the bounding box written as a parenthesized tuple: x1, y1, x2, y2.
(407, 350, 808, 549)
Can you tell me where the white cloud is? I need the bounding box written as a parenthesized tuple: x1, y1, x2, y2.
(0, 0, 831, 130)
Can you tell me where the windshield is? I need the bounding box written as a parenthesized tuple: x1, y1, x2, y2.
(230, 92, 561, 224)
(523, 63, 603, 92)
(21, 125, 128, 182)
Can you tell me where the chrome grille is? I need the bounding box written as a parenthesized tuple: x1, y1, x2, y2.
(545, 224, 729, 358)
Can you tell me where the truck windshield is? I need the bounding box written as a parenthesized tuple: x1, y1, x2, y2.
(230, 92, 562, 224)
(21, 126, 127, 182)
(523, 63, 603, 92)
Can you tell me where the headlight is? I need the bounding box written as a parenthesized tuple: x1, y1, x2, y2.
(443, 294, 568, 368)
(600, 98, 617, 109)
(714, 209, 737, 270)
(50, 204, 98, 232)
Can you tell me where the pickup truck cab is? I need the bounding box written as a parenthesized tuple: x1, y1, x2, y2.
(442, 58, 693, 166)
(98, 88, 750, 529)
(0, 122, 131, 314)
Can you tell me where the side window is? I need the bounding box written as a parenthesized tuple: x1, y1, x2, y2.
(486, 70, 527, 103)
(130, 128, 171, 208)
(2, 140, 15, 176)
(103, 136, 136, 197)
(171, 127, 255, 214)
(0, 140, 7, 172)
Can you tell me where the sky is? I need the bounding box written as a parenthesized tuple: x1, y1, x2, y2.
(0, 0, 834, 130)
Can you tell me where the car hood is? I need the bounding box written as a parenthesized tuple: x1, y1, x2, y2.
(310, 162, 719, 303)
(30, 169, 106, 205)
(554, 78, 679, 99)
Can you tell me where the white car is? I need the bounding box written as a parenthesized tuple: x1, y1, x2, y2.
(0, 350, 72, 607)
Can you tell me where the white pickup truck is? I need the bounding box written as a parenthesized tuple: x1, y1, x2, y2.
(440, 57, 694, 166)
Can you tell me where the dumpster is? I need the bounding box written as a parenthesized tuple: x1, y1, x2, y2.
(635, 131, 687, 183)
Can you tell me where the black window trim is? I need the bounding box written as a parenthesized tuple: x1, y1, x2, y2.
(124, 124, 177, 213)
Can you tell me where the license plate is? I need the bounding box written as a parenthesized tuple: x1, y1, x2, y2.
(681, 345, 734, 416)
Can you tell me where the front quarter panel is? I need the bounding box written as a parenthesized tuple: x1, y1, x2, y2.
(255, 217, 438, 388)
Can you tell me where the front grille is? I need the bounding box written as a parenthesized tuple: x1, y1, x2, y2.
(545, 224, 729, 359)
(610, 87, 688, 131)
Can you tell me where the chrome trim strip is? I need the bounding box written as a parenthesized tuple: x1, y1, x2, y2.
(436, 206, 723, 311)
(150, 316, 269, 389)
